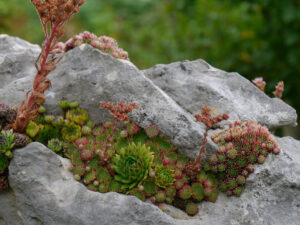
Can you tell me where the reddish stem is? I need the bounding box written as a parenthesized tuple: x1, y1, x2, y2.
(195, 127, 209, 163)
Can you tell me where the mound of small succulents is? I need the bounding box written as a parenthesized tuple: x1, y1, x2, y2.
(53, 31, 129, 60)
(207, 120, 280, 196)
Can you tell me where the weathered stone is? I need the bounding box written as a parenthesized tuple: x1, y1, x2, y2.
(0, 34, 40, 89)
(143, 59, 297, 129)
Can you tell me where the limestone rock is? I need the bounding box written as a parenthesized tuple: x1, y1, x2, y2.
(0, 34, 40, 89)
(143, 59, 297, 129)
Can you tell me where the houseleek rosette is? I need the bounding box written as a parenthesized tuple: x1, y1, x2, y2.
(112, 143, 154, 191)
(154, 165, 175, 188)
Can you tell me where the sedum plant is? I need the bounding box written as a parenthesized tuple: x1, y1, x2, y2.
(112, 143, 154, 191)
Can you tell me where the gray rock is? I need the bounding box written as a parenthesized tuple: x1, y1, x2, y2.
(0, 37, 217, 158)
(0, 188, 21, 225)
(143, 59, 298, 129)
(0, 34, 40, 89)
(7, 142, 199, 225)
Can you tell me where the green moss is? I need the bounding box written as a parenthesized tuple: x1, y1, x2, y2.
(36, 125, 61, 145)
(0, 154, 9, 173)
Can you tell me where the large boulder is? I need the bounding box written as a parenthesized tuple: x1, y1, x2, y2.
(2, 136, 299, 225)
(143, 60, 297, 129)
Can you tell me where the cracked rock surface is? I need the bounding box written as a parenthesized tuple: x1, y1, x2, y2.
(143, 60, 297, 129)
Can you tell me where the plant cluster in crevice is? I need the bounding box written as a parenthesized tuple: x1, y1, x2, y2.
(17, 100, 280, 216)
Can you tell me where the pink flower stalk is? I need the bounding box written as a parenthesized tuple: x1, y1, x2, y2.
(12, 0, 85, 132)
(100, 101, 139, 121)
(273, 81, 284, 98)
(252, 77, 266, 92)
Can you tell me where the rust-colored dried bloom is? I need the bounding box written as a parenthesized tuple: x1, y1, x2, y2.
(252, 77, 266, 92)
(65, 31, 129, 60)
(12, 0, 85, 132)
(273, 81, 284, 99)
(194, 106, 229, 128)
(100, 101, 139, 121)
(185, 106, 229, 180)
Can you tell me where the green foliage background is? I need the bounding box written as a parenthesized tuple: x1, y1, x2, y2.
(0, 0, 299, 137)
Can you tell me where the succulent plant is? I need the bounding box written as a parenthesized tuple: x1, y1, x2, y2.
(0, 129, 15, 158)
(143, 180, 158, 197)
(185, 202, 198, 216)
(191, 182, 205, 202)
(44, 115, 55, 124)
(145, 125, 159, 139)
(65, 31, 129, 60)
(209, 121, 280, 196)
(25, 120, 39, 138)
(58, 100, 71, 110)
(66, 108, 89, 125)
(112, 143, 153, 191)
(178, 184, 192, 200)
(130, 188, 146, 201)
(154, 191, 166, 203)
(154, 165, 175, 188)
(61, 122, 81, 141)
(47, 138, 63, 152)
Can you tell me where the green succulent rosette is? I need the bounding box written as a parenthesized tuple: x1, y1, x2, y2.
(66, 108, 88, 125)
(112, 143, 154, 192)
(154, 165, 175, 188)
(61, 122, 81, 141)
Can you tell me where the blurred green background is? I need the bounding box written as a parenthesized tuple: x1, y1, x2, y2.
(0, 0, 299, 138)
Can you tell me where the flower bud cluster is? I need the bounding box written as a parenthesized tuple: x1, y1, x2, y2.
(252, 77, 266, 92)
(64, 31, 129, 60)
(100, 101, 139, 121)
(31, 0, 85, 30)
(194, 106, 229, 128)
(273, 81, 284, 98)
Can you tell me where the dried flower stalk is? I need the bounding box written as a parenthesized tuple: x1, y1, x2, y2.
(12, 0, 85, 132)
(185, 106, 229, 180)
